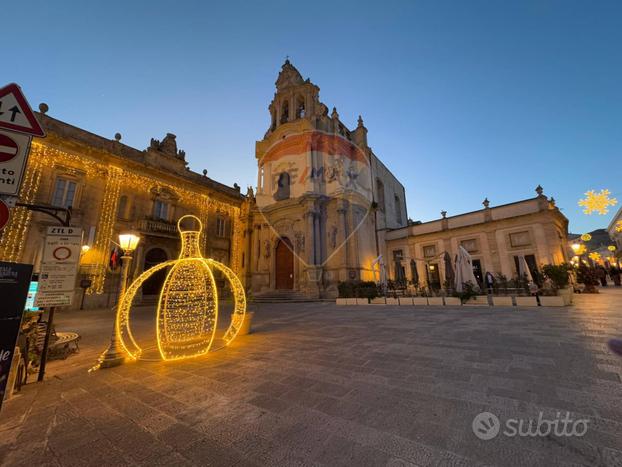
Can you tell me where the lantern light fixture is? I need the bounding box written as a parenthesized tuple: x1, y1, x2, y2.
(118, 233, 140, 253)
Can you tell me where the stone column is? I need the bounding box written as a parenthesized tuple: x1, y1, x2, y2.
(314, 211, 322, 265)
(305, 207, 316, 265)
(265, 164, 272, 196)
(338, 201, 349, 272)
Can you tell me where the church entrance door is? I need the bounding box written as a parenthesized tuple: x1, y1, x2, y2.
(275, 237, 294, 289)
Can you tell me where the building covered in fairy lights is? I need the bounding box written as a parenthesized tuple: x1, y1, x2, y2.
(0, 111, 250, 309)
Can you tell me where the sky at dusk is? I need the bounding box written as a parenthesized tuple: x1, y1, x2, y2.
(6, 0, 621, 234)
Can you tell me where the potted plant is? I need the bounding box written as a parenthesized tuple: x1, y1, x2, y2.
(455, 282, 483, 305)
(576, 264, 599, 293)
(542, 263, 573, 305)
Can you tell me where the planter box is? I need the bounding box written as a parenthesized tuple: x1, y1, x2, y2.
(412, 297, 429, 306)
(356, 298, 371, 305)
(336, 298, 348, 305)
(539, 296, 566, 307)
(346, 298, 358, 305)
(399, 297, 414, 305)
(427, 297, 444, 306)
(558, 287, 574, 305)
(463, 296, 490, 307)
(370, 298, 386, 305)
(444, 297, 461, 306)
(515, 296, 538, 307)
(492, 296, 514, 307)
(385, 298, 399, 305)
(238, 311, 254, 336)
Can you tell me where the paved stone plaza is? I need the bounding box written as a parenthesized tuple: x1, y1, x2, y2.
(1, 290, 622, 466)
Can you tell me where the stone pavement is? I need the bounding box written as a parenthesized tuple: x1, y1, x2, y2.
(1, 289, 622, 466)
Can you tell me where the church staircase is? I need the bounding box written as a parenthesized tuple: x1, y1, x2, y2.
(252, 290, 321, 303)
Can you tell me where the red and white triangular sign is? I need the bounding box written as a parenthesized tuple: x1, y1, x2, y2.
(0, 83, 45, 137)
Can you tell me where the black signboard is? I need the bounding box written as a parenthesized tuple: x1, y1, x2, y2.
(0, 261, 33, 411)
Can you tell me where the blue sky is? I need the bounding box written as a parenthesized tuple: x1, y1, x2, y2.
(7, 0, 621, 234)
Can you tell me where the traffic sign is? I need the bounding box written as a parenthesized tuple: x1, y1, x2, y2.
(35, 227, 82, 307)
(0, 133, 19, 162)
(0, 198, 9, 230)
(0, 83, 45, 137)
(0, 129, 32, 196)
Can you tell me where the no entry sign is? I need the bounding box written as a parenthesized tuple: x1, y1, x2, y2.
(0, 133, 19, 163)
(0, 129, 32, 196)
(0, 199, 9, 230)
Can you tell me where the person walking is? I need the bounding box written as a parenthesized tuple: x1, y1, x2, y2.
(610, 265, 621, 286)
(596, 266, 607, 287)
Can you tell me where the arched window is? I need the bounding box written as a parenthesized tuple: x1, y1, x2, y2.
(274, 172, 290, 201)
(270, 109, 276, 131)
(376, 179, 385, 211)
(295, 96, 305, 119)
(394, 195, 402, 224)
(280, 101, 289, 124)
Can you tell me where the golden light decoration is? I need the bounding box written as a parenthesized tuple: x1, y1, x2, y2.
(573, 244, 587, 255)
(589, 252, 601, 262)
(616, 220, 622, 233)
(578, 189, 618, 215)
(115, 215, 246, 361)
(608, 245, 617, 252)
(580, 233, 592, 242)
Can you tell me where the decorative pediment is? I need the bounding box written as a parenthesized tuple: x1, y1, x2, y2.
(149, 185, 179, 201)
(148, 133, 186, 160)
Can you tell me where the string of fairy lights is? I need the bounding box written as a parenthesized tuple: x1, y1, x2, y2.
(0, 140, 247, 294)
(88, 167, 122, 294)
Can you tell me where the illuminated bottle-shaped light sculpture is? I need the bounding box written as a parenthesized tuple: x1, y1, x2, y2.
(114, 215, 247, 362)
(157, 216, 218, 360)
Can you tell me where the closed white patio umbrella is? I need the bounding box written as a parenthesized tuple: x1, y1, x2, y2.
(454, 246, 480, 293)
(518, 255, 534, 283)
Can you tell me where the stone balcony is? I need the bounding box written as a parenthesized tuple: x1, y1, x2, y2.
(137, 218, 178, 237)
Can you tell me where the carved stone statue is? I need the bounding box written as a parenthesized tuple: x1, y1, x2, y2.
(329, 226, 338, 249)
(263, 240, 271, 258)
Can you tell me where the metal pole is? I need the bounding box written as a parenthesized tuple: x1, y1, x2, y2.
(36, 307, 55, 382)
(36, 213, 71, 382)
(98, 253, 132, 368)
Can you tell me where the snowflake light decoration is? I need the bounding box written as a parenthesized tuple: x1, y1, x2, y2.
(589, 252, 601, 262)
(578, 189, 618, 215)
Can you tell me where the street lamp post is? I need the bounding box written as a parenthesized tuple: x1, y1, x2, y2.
(98, 233, 140, 369)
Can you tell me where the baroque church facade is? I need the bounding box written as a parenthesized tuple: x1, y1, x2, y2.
(247, 60, 407, 298)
